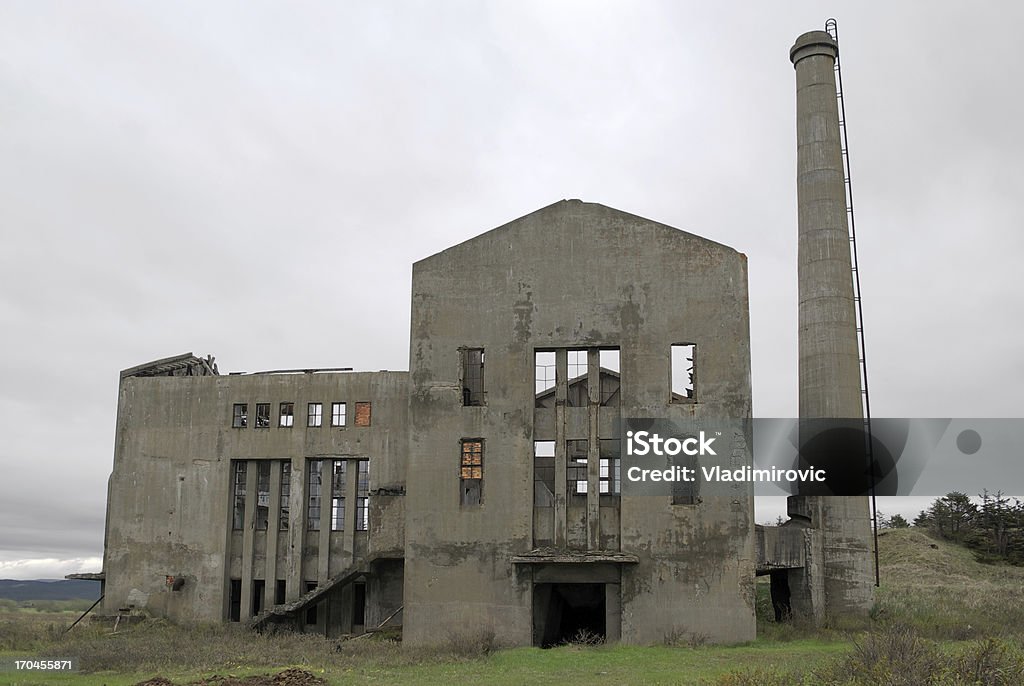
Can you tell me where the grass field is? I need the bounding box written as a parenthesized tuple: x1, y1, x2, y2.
(2, 528, 1024, 685)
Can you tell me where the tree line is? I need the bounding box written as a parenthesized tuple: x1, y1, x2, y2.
(882, 491, 1024, 565)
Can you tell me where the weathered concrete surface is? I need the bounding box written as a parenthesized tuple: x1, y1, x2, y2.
(103, 368, 407, 627)
(405, 200, 754, 646)
(790, 29, 874, 620)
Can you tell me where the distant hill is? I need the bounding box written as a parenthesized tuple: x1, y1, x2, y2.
(0, 579, 102, 602)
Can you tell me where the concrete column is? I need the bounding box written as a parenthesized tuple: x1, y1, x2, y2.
(264, 460, 282, 610)
(240, 461, 257, 620)
(286, 458, 306, 602)
(318, 462, 332, 583)
(586, 349, 601, 550)
(554, 350, 568, 547)
(791, 29, 873, 619)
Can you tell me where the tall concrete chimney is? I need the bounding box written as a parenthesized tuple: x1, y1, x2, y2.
(788, 29, 874, 620)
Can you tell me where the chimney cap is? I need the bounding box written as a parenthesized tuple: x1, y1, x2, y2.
(790, 30, 838, 66)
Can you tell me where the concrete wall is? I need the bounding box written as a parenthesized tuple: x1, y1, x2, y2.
(404, 200, 754, 646)
(103, 370, 407, 624)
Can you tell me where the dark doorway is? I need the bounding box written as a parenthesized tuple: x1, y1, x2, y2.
(252, 579, 265, 616)
(769, 570, 792, 622)
(228, 579, 241, 622)
(534, 583, 606, 647)
(352, 582, 366, 627)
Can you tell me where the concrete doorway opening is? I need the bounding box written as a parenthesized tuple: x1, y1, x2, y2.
(534, 583, 606, 647)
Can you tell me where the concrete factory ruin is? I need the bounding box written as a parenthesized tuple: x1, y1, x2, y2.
(93, 29, 874, 645)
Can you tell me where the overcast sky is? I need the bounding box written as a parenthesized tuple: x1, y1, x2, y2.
(1, 2, 1022, 581)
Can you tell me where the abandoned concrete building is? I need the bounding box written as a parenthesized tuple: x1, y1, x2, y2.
(97, 28, 874, 646)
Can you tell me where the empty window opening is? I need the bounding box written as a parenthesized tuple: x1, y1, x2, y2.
(599, 349, 620, 406)
(232, 403, 248, 428)
(232, 461, 247, 530)
(535, 351, 556, 408)
(599, 439, 621, 495)
(567, 440, 589, 496)
(307, 403, 322, 427)
(255, 461, 271, 530)
(275, 579, 286, 605)
(671, 344, 695, 400)
(307, 460, 323, 531)
(305, 582, 318, 625)
(566, 350, 588, 407)
(255, 403, 270, 428)
(279, 461, 291, 531)
(331, 402, 347, 427)
(252, 579, 265, 616)
(331, 460, 347, 531)
(461, 348, 485, 406)
(534, 583, 606, 648)
(229, 579, 242, 622)
(354, 402, 372, 427)
(279, 402, 294, 428)
(356, 460, 370, 530)
(460, 439, 483, 506)
(534, 440, 555, 507)
(352, 582, 366, 626)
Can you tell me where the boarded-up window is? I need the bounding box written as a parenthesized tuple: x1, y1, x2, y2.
(460, 439, 483, 506)
(354, 402, 372, 427)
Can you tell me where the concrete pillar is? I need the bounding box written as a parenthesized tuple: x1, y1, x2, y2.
(554, 349, 568, 547)
(790, 30, 873, 619)
(586, 349, 601, 550)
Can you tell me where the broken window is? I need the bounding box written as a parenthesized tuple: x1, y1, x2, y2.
(232, 403, 248, 428)
(232, 461, 247, 530)
(307, 460, 323, 531)
(331, 460, 347, 531)
(307, 403, 322, 427)
(255, 461, 271, 530)
(356, 460, 370, 530)
(279, 461, 291, 531)
(535, 351, 556, 408)
(671, 343, 696, 400)
(566, 350, 588, 407)
(255, 403, 270, 428)
(567, 439, 589, 496)
(599, 349, 620, 406)
(331, 402, 347, 427)
(599, 439, 621, 495)
(460, 439, 483, 506)
(279, 402, 294, 428)
(461, 348, 485, 406)
(354, 401, 371, 427)
(534, 440, 555, 507)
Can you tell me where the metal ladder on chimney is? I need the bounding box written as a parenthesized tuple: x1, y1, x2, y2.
(825, 17, 880, 587)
